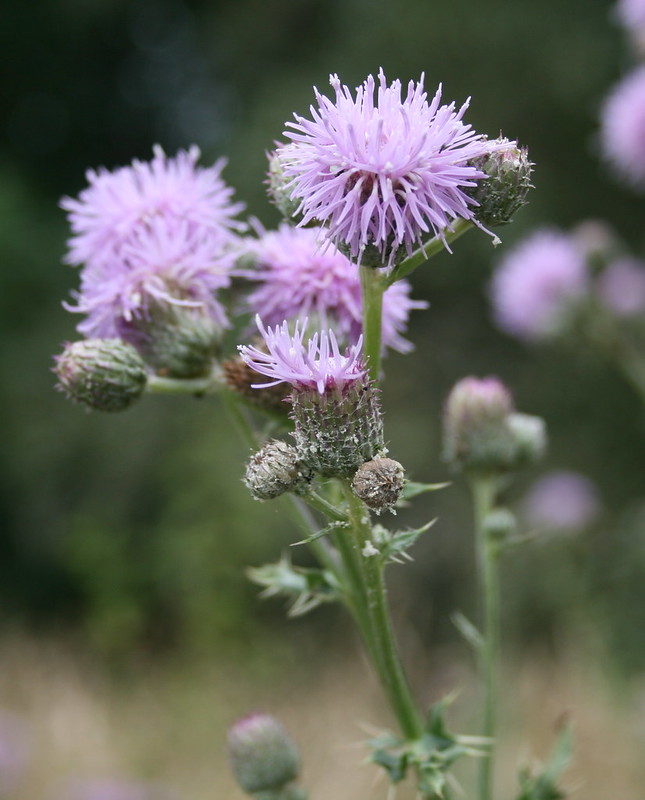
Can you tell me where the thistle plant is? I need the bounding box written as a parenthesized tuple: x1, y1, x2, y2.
(52, 68, 574, 800)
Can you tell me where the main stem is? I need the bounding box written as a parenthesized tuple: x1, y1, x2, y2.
(342, 482, 422, 740)
(360, 265, 386, 382)
(471, 476, 500, 800)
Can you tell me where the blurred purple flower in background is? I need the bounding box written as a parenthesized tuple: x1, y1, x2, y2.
(616, 0, 645, 30)
(241, 223, 427, 353)
(61, 146, 244, 338)
(276, 69, 500, 265)
(58, 778, 178, 800)
(600, 66, 645, 188)
(597, 257, 645, 316)
(490, 229, 589, 340)
(0, 711, 30, 795)
(523, 471, 600, 532)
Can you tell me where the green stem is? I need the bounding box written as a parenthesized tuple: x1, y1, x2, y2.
(471, 476, 500, 800)
(146, 370, 221, 395)
(385, 219, 474, 287)
(300, 490, 348, 523)
(360, 265, 387, 382)
(341, 481, 422, 740)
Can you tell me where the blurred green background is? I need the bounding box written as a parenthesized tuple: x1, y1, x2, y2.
(2, 0, 645, 795)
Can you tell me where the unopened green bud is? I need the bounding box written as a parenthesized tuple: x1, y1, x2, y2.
(443, 376, 516, 474)
(267, 147, 302, 222)
(244, 440, 314, 501)
(507, 412, 547, 465)
(467, 138, 533, 227)
(483, 508, 517, 544)
(54, 339, 147, 412)
(228, 713, 300, 796)
(292, 380, 385, 478)
(117, 303, 221, 379)
(351, 457, 405, 513)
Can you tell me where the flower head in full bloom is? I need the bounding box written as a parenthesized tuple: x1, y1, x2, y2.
(238, 316, 366, 395)
(600, 67, 645, 188)
(275, 69, 503, 265)
(241, 223, 427, 353)
(61, 146, 244, 339)
(490, 230, 589, 341)
(616, 0, 645, 32)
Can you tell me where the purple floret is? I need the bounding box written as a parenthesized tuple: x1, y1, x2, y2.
(238, 317, 367, 394)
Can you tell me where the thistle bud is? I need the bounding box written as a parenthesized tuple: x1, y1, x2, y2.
(54, 339, 147, 412)
(351, 457, 405, 513)
(228, 713, 300, 796)
(244, 440, 313, 501)
(483, 507, 517, 544)
(467, 138, 533, 227)
(291, 379, 385, 477)
(507, 412, 547, 466)
(222, 348, 291, 415)
(116, 303, 220, 379)
(267, 147, 302, 222)
(443, 377, 516, 473)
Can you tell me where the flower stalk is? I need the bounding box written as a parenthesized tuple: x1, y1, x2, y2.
(471, 475, 501, 800)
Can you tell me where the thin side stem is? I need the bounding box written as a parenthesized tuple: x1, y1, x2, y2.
(360, 265, 387, 382)
(341, 481, 423, 740)
(146, 370, 221, 395)
(385, 219, 474, 287)
(471, 476, 500, 800)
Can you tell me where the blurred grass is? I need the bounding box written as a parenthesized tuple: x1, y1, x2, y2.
(0, 632, 643, 799)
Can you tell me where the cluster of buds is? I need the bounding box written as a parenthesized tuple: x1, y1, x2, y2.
(228, 713, 306, 800)
(443, 376, 546, 475)
(238, 318, 405, 512)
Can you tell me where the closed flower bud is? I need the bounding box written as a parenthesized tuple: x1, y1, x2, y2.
(467, 138, 533, 227)
(352, 457, 405, 513)
(222, 348, 291, 415)
(267, 147, 303, 222)
(443, 377, 517, 474)
(507, 412, 547, 466)
(54, 338, 147, 412)
(117, 303, 220, 379)
(228, 713, 300, 796)
(483, 507, 517, 544)
(244, 440, 313, 501)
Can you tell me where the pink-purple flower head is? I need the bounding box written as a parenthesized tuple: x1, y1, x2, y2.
(61, 146, 244, 338)
(597, 257, 645, 316)
(523, 470, 600, 532)
(276, 69, 503, 266)
(241, 223, 427, 353)
(238, 316, 366, 395)
(616, 0, 645, 33)
(600, 67, 645, 188)
(490, 229, 589, 341)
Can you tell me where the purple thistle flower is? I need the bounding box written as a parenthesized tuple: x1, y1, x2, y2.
(600, 67, 645, 188)
(616, 0, 645, 31)
(61, 146, 244, 338)
(238, 316, 366, 394)
(523, 471, 600, 532)
(241, 223, 427, 353)
(490, 230, 589, 340)
(597, 257, 645, 316)
(276, 69, 503, 265)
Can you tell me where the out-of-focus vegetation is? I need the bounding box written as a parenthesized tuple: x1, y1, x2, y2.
(2, 0, 645, 795)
